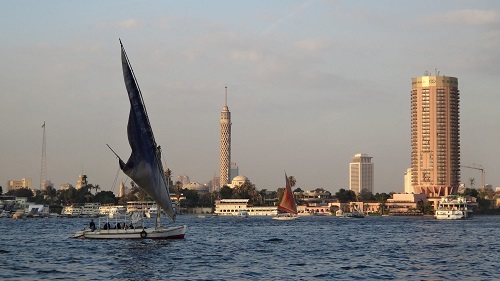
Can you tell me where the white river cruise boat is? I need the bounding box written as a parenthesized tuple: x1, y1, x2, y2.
(434, 196, 472, 220)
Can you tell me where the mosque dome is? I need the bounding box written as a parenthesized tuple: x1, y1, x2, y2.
(231, 175, 249, 187)
(184, 182, 209, 192)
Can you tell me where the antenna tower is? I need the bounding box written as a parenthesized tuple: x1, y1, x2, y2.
(40, 122, 47, 189)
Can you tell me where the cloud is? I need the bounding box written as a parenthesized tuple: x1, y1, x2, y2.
(96, 18, 142, 30)
(230, 50, 261, 61)
(261, 0, 315, 35)
(425, 9, 500, 26)
(117, 18, 141, 29)
(294, 39, 330, 52)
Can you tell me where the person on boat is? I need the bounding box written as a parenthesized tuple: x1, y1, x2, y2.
(103, 222, 110, 230)
(116, 222, 122, 229)
(129, 223, 134, 229)
(89, 219, 96, 231)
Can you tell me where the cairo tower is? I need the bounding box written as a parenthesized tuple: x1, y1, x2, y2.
(219, 86, 232, 188)
(411, 74, 460, 196)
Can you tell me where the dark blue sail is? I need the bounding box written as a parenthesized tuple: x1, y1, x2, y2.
(118, 41, 176, 221)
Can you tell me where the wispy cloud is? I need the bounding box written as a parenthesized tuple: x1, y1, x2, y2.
(261, 0, 314, 35)
(424, 9, 500, 26)
(96, 18, 142, 29)
(294, 39, 330, 52)
(117, 18, 141, 29)
(230, 50, 261, 61)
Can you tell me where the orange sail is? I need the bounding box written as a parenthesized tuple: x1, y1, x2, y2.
(277, 173, 297, 214)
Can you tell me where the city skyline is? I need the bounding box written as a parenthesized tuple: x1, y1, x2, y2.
(1, 1, 500, 194)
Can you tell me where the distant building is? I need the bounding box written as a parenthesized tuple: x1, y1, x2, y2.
(59, 183, 73, 190)
(301, 190, 333, 205)
(40, 179, 53, 190)
(230, 162, 239, 182)
(75, 175, 88, 189)
(411, 74, 460, 196)
(211, 176, 220, 192)
(386, 193, 428, 214)
(7, 178, 32, 192)
(177, 175, 190, 186)
(184, 182, 209, 193)
(349, 153, 374, 194)
(404, 168, 412, 193)
(119, 182, 130, 197)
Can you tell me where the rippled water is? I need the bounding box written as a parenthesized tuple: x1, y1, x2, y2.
(1, 215, 499, 280)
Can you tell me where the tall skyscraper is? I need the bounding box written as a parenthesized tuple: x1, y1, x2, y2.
(411, 74, 460, 196)
(219, 87, 232, 188)
(349, 153, 374, 194)
(230, 162, 239, 183)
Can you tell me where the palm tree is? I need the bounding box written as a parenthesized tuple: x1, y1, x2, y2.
(174, 181, 183, 204)
(93, 184, 101, 195)
(469, 178, 475, 189)
(164, 168, 173, 189)
(44, 186, 57, 204)
(288, 176, 296, 188)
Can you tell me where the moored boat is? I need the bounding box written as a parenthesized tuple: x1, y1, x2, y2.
(342, 204, 365, 218)
(234, 210, 249, 218)
(434, 196, 472, 220)
(12, 209, 26, 219)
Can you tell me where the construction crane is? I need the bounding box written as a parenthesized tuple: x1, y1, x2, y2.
(461, 164, 485, 189)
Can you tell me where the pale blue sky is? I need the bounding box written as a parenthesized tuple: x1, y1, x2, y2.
(1, 0, 499, 194)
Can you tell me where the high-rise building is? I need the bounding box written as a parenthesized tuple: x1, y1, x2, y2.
(177, 175, 190, 186)
(219, 87, 232, 188)
(411, 74, 460, 196)
(349, 153, 374, 194)
(230, 162, 239, 183)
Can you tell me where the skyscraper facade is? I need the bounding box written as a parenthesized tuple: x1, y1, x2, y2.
(230, 162, 239, 183)
(219, 87, 232, 188)
(411, 75, 460, 196)
(349, 153, 374, 194)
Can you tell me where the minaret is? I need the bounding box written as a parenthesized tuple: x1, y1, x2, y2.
(219, 86, 232, 188)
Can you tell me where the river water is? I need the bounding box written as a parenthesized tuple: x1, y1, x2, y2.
(0, 215, 499, 280)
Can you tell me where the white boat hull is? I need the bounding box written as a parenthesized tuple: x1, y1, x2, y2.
(272, 215, 299, 220)
(435, 210, 468, 220)
(72, 225, 186, 239)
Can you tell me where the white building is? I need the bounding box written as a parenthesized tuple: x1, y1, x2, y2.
(404, 168, 412, 193)
(349, 153, 374, 194)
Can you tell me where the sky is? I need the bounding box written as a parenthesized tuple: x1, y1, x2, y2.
(1, 0, 500, 195)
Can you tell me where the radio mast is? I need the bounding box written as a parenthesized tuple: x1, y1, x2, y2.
(40, 122, 47, 190)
